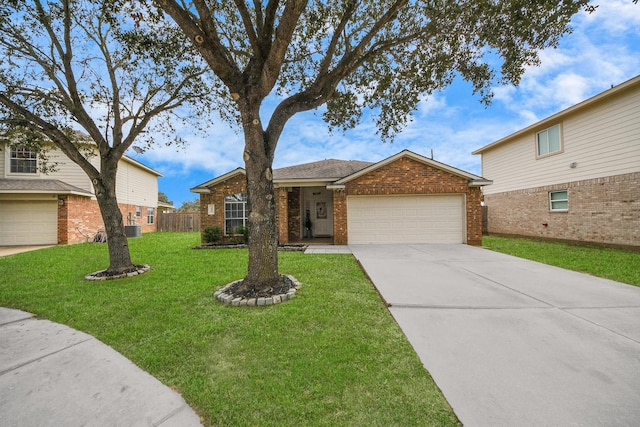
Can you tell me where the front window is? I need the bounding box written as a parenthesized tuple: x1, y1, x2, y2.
(10, 147, 37, 173)
(550, 190, 568, 211)
(537, 124, 562, 157)
(147, 207, 155, 224)
(224, 193, 247, 234)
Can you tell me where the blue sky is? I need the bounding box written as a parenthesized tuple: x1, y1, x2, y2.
(131, 1, 640, 208)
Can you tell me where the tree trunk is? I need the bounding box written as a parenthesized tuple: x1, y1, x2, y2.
(240, 106, 280, 292)
(93, 170, 134, 275)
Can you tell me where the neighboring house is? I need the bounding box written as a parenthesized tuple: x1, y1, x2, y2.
(0, 141, 162, 245)
(473, 75, 640, 249)
(157, 201, 176, 213)
(191, 149, 491, 245)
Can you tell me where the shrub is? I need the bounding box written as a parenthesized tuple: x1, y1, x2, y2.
(237, 226, 248, 243)
(202, 226, 221, 243)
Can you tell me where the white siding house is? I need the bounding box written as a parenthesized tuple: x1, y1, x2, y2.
(0, 142, 162, 245)
(473, 75, 640, 249)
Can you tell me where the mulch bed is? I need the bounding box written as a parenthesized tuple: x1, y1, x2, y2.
(215, 274, 302, 306)
(194, 244, 307, 252)
(85, 264, 150, 281)
(224, 275, 296, 299)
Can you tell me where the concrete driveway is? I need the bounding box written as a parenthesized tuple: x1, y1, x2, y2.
(350, 244, 640, 427)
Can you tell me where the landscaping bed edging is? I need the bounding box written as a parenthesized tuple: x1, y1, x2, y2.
(214, 275, 302, 306)
(85, 264, 151, 281)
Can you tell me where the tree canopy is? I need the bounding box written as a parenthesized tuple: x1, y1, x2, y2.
(0, 0, 214, 275)
(178, 198, 200, 212)
(153, 0, 591, 292)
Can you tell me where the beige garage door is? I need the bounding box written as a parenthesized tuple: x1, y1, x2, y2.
(0, 201, 58, 245)
(347, 195, 465, 244)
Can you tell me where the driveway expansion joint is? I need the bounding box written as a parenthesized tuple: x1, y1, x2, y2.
(0, 336, 94, 377)
(390, 304, 552, 310)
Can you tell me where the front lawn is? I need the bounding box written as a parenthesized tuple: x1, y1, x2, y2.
(483, 236, 640, 287)
(0, 232, 459, 426)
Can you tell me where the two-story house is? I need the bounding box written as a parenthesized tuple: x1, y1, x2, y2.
(0, 141, 162, 246)
(473, 75, 640, 249)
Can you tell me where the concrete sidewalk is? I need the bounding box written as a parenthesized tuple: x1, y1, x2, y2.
(304, 245, 352, 254)
(0, 308, 202, 427)
(0, 245, 55, 257)
(350, 244, 640, 427)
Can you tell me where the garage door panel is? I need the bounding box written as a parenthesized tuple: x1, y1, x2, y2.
(348, 195, 464, 244)
(0, 201, 58, 245)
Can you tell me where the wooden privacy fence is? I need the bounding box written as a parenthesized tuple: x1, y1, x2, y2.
(157, 212, 200, 232)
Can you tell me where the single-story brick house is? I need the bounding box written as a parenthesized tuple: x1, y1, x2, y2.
(191, 149, 491, 245)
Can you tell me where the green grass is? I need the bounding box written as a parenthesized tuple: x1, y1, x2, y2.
(483, 236, 640, 287)
(0, 232, 459, 426)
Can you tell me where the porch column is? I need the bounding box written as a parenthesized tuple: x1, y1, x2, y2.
(333, 189, 348, 245)
(276, 187, 289, 244)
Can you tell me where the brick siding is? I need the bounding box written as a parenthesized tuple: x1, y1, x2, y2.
(484, 172, 640, 249)
(58, 195, 157, 244)
(334, 157, 483, 245)
(200, 158, 485, 246)
(276, 187, 288, 243)
(199, 173, 247, 239)
(286, 187, 301, 242)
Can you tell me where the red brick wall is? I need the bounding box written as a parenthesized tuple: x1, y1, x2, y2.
(334, 157, 484, 245)
(276, 187, 288, 243)
(285, 187, 301, 242)
(484, 172, 640, 249)
(58, 196, 157, 244)
(199, 173, 294, 244)
(200, 158, 485, 246)
(199, 173, 247, 238)
(333, 190, 348, 245)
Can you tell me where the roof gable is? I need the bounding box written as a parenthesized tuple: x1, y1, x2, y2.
(190, 167, 245, 193)
(330, 149, 491, 187)
(122, 155, 163, 177)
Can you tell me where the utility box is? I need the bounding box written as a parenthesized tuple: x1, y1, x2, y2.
(124, 225, 141, 238)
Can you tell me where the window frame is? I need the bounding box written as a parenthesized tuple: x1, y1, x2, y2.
(536, 124, 563, 158)
(549, 190, 569, 212)
(224, 193, 248, 235)
(135, 206, 142, 218)
(147, 207, 155, 224)
(9, 146, 38, 174)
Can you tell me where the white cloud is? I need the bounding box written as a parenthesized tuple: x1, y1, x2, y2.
(580, 0, 640, 33)
(133, 120, 245, 178)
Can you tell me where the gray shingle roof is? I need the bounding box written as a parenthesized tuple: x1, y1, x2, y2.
(273, 159, 373, 180)
(0, 179, 93, 195)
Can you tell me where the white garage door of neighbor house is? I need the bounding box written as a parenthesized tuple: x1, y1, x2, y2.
(347, 195, 465, 244)
(0, 201, 58, 245)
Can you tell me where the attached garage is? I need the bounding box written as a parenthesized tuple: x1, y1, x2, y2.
(347, 195, 465, 244)
(194, 149, 491, 246)
(0, 200, 58, 245)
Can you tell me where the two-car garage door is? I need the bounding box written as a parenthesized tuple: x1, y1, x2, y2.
(0, 201, 58, 245)
(347, 195, 465, 244)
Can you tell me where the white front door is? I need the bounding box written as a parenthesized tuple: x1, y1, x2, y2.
(303, 188, 333, 237)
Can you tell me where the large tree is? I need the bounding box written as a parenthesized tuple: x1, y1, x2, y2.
(0, 0, 213, 275)
(154, 0, 589, 292)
